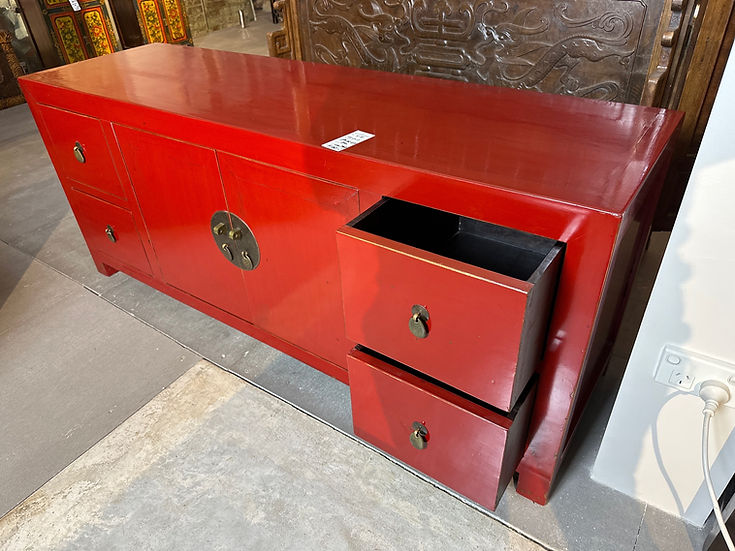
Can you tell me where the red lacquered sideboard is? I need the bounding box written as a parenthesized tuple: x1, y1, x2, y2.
(18, 44, 682, 510)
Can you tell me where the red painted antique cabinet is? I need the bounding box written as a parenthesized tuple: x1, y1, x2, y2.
(18, 44, 682, 510)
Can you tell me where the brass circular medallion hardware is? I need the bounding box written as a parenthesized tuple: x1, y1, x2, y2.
(409, 304, 430, 339)
(73, 142, 86, 164)
(210, 211, 260, 271)
(104, 225, 116, 243)
(409, 421, 429, 450)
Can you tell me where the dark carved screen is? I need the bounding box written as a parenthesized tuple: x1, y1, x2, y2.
(296, 0, 665, 104)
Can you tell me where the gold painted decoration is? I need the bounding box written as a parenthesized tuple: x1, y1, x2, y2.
(161, 0, 186, 41)
(51, 14, 87, 64)
(82, 8, 114, 56)
(139, 0, 165, 43)
(42, 0, 120, 65)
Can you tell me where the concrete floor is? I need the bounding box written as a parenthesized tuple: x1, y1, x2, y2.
(0, 361, 544, 551)
(0, 16, 719, 551)
(194, 4, 281, 56)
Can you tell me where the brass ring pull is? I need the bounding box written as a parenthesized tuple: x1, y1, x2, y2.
(409, 421, 428, 450)
(240, 250, 253, 270)
(104, 225, 116, 243)
(409, 305, 429, 339)
(73, 142, 86, 163)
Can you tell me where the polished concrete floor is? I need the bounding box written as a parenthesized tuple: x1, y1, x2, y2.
(0, 17, 717, 551)
(194, 4, 281, 56)
(0, 361, 544, 551)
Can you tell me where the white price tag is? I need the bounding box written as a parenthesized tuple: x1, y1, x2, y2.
(321, 130, 375, 152)
(69, 0, 81, 10)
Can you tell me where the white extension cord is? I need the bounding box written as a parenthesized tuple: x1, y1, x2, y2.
(700, 381, 735, 551)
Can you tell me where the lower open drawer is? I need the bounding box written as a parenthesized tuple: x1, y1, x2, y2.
(348, 347, 536, 510)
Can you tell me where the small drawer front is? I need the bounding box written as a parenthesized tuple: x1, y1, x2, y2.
(337, 198, 562, 411)
(67, 187, 152, 275)
(39, 105, 125, 199)
(348, 348, 535, 511)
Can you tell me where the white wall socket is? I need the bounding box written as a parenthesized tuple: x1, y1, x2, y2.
(654, 345, 735, 407)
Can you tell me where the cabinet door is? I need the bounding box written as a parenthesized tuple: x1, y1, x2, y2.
(219, 153, 359, 367)
(115, 126, 252, 321)
(135, 0, 193, 45)
(43, 1, 119, 63)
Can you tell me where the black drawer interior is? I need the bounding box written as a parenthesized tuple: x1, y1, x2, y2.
(351, 198, 561, 281)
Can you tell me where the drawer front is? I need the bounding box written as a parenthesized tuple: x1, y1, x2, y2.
(39, 105, 125, 200)
(338, 222, 559, 411)
(67, 187, 152, 275)
(348, 348, 534, 511)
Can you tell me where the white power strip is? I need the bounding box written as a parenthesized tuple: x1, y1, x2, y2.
(654, 345, 735, 407)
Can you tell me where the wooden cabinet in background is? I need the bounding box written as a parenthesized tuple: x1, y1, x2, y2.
(268, 0, 735, 230)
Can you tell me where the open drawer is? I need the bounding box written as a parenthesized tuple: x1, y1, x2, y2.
(348, 347, 535, 511)
(337, 198, 562, 411)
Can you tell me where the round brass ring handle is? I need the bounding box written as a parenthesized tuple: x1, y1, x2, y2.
(409, 421, 428, 450)
(409, 305, 429, 339)
(210, 211, 260, 271)
(73, 142, 86, 164)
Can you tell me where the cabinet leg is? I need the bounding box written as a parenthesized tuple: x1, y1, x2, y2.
(515, 465, 551, 505)
(93, 257, 118, 277)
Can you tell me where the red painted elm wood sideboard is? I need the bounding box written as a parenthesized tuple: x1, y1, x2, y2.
(18, 44, 682, 510)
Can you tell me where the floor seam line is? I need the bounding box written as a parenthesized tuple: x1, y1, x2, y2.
(0, 356, 206, 524)
(2, 239, 109, 296)
(632, 503, 647, 550)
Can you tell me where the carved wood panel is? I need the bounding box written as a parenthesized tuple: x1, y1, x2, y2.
(0, 30, 25, 108)
(296, 0, 666, 103)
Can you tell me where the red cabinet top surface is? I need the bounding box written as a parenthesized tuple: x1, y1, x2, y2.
(20, 43, 682, 215)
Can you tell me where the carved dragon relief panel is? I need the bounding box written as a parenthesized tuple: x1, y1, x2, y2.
(298, 0, 656, 103)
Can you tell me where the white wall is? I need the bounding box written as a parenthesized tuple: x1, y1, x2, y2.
(592, 53, 735, 526)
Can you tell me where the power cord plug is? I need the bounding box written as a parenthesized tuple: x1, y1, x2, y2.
(700, 381, 735, 551)
(701, 381, 731, 417)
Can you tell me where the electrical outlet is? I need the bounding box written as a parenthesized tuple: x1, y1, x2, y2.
(654, 345, 735, 406)
(668, 369, 694, 390)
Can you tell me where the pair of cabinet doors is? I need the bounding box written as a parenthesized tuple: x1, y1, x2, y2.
(115, 126, 359, 367)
